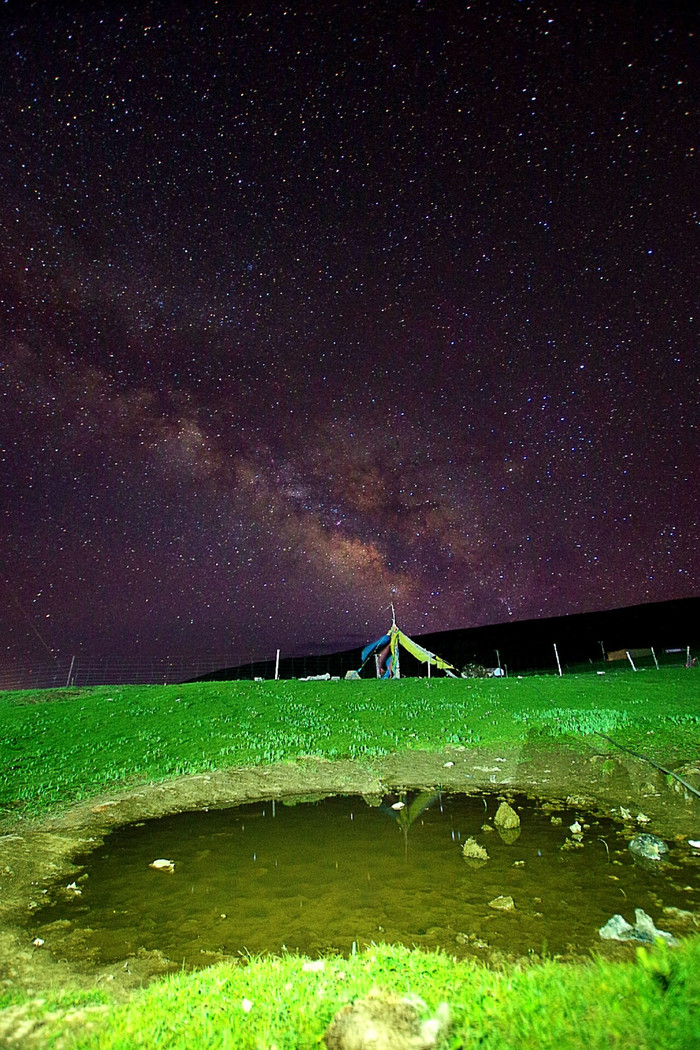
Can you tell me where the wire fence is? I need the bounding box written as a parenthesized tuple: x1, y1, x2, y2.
(0, 644, 695, 692)
(0, 655, 242, 691)
(0, 650, 368, 690)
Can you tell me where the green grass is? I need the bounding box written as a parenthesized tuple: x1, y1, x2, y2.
(1, 669, 699, 1048)
(6, 939, 698, 1050)
(1, 669, 698, 818)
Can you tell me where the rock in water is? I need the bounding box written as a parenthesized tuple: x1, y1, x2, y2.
(632, 908, 677, 945)
(149, 859, 175, 872)
(494, 801, 520, 830)
(598, 909, 677, 946)
(462, 837, 489, 862)
(628, 834, 668, 861)
(488, 895, 515, 911)
(324, 990, 449, 1050)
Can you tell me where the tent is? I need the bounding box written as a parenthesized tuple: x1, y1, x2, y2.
(353, 614, 457, 679)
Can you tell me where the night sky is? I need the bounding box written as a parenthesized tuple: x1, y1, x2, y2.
(2, 1, 697, 676)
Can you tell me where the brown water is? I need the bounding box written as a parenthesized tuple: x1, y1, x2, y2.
(28, 792, 699, 967)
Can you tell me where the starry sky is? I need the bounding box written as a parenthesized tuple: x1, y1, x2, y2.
(1, 1, 697, 675)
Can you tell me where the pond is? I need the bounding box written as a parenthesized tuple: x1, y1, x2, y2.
(27, 791, 699, 968)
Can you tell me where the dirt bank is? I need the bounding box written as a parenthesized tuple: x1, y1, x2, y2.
(1, 742, 698, 1000)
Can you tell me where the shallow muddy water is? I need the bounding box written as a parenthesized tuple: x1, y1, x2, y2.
(28, 792, 699, 967)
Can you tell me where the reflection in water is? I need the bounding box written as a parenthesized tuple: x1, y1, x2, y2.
(27, 793, 699, 969)
(381, 791, 440, 859)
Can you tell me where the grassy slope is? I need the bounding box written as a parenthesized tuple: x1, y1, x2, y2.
(79, 939, 700, 1050)
(4, 939, 699, 1049)
(1, 669, 699, 1048)
(1, 668, 698, 817)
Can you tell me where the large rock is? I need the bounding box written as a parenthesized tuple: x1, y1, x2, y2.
(324, 990, 449, 1050)
(494, 801, 520, 830)
(599, 908, 677, 946)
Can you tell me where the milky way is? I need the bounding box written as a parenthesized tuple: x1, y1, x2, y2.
(1, 1, 697, 676)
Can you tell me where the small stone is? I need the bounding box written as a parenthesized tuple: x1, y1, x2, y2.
(566, 794, 595, 808)
(488, 895, 515, 911)
(456, 931, 489, 948)
(302, 959, 325, 972)
(149, 859, 175, 872)
(462, 837, 489, 862)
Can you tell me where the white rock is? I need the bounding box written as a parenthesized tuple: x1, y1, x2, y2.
(149, 859, 175, 872)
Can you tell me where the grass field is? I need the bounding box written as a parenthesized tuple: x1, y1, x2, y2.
(2, 669, 698, 818)
(1, 668, 699, 1048)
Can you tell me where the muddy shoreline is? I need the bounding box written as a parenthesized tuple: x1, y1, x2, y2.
(1, 744, 698, 999)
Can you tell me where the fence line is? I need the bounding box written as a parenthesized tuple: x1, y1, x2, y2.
(0, 655, 245, 691)
(0, 644, 694, 692)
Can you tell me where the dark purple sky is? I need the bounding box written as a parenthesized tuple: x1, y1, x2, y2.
(2, 1, 697, 674)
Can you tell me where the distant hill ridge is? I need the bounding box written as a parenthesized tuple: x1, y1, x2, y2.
(196, 595, 699, 681)
(413, 595, 699, 674)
